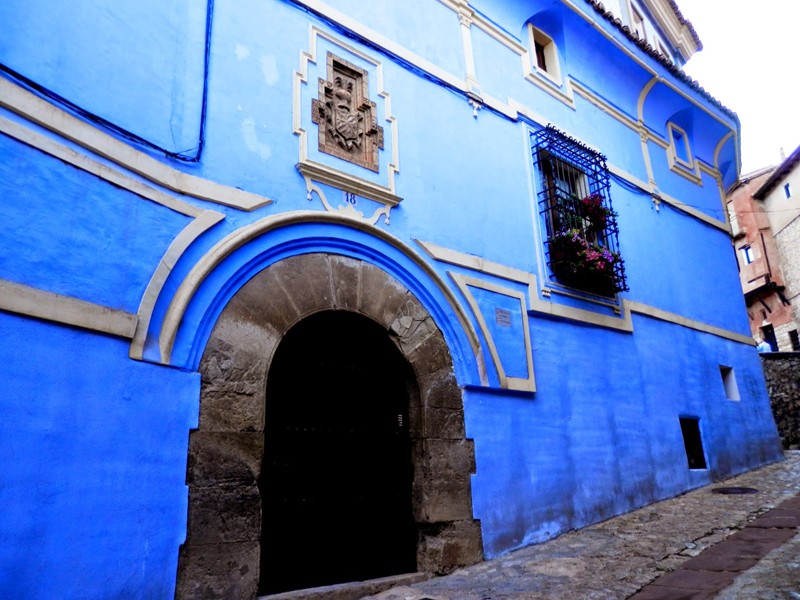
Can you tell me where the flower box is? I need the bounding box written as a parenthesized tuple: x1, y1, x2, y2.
(547, 228, 626, 296)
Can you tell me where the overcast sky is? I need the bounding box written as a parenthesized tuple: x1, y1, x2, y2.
(678, 0, 800, 173)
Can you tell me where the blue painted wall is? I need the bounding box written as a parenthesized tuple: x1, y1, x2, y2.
(0, 313, 199, 598)
(0, 132, 192, 312)
(466, 314, 778, 555)
(0, 0, 207, 155)
(0, 0, 780, 596)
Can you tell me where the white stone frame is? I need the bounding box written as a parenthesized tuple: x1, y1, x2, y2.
(666, 121, 702, 185)
(294, 26, 402, 224)
(527, 23, 562, 87)
(0, 279, 137, 339)
(668, 122, 694, 169)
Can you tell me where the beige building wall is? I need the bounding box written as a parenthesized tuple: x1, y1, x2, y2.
(760, 162, 800, 351)
(727, 165, 800, 351)
(774, 214, 800, 349)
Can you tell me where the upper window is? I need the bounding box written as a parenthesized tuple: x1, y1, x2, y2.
(742, 246, 755, 264)
(667, 123, 693, 168)
(531, 126, 628, 297)
(672, 130, 687, 161)
(785, 183, 792, 199)
(527, 24, 561, 85)
(631, 4, 647, 40)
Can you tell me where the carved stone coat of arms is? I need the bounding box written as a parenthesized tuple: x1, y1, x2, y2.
(312, 53, 384, 172)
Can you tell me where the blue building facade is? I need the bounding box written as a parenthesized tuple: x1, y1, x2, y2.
(0, 0, 782, 598)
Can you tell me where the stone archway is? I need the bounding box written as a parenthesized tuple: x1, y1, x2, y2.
(175, 253, 483, 600)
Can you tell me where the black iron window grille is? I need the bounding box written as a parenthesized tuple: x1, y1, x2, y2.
(531, 126, 628, 297)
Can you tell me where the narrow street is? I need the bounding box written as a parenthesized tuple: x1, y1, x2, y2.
(365, 452, 800, 600)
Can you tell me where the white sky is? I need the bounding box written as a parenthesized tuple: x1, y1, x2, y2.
(678, 0, 800, 174)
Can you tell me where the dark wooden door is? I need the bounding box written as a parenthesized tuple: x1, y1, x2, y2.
(258, 311, 416, 595)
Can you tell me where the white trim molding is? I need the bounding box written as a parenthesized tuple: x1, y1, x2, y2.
(0, 112, 227, 360)
(417, 239, 633, 332)
(0, 115, 205, 219)
(0, 78, 272, 211)
(450, 273, 536, 392)
(158, 212, 486, 378)
(0, 279, 138, 339)
(626, 300, 756, 346)
(297, 162, 401, 226)
(416, 239, 755, 346)
(129, 210, 225, 360)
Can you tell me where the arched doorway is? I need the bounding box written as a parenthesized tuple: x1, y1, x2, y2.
(175, 253, 482, 600)
(259, 311, 417, 594)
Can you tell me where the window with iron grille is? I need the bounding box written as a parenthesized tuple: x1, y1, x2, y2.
(531, 126, 628, 297)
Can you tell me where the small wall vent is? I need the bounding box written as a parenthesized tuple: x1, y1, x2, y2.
(719, 365, 740, 401)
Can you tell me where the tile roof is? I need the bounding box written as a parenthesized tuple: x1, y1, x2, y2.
(582, 0, 738, 123)
(726, 165, 775, 194)
(753, 144, 800, 199)
(666, 0, 703, 51)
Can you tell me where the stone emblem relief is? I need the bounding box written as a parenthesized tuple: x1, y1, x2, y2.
(312, 52, 384, 172)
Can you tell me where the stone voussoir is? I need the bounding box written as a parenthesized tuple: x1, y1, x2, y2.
(186, 431, 264, 486)
(359, 262, 412, 329)
(329, 254, 362, 312)
(235, 266, 301, 333)
(185, 483, 262, 545)
(406, 331, 453, 379)
(420, 367, 463, 410)
(417, 520, 484, 575)
(176, 540, 260, 600)
(269, 253, 334, 318)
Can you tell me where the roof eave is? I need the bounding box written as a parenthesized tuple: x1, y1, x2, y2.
(582, 0, 737, 123)
(753, 144, 800, 199)
(640, 0, 702, 59)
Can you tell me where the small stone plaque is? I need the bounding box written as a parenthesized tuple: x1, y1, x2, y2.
(495, 308, 512, 327)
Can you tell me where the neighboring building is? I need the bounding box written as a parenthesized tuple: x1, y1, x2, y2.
(0, 1, 781, 599)
(727, 146, 800, 351)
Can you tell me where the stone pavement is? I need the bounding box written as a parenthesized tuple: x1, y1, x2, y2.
(363, 451, 800, 600)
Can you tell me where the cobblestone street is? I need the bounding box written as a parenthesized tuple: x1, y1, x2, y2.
(364, 452, 800, 600)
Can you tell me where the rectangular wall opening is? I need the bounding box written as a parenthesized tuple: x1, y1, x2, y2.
(679, 417, 707, 470)
(761, 324, 777, 351)
(790, 329, 800, 351)
(719, 365, 740, 401)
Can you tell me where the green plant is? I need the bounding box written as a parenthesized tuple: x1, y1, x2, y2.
(547, 228, 624, 295)
(578, 193, 615, 231)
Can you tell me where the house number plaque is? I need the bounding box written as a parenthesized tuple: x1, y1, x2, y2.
(495, 308, 512, 328)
